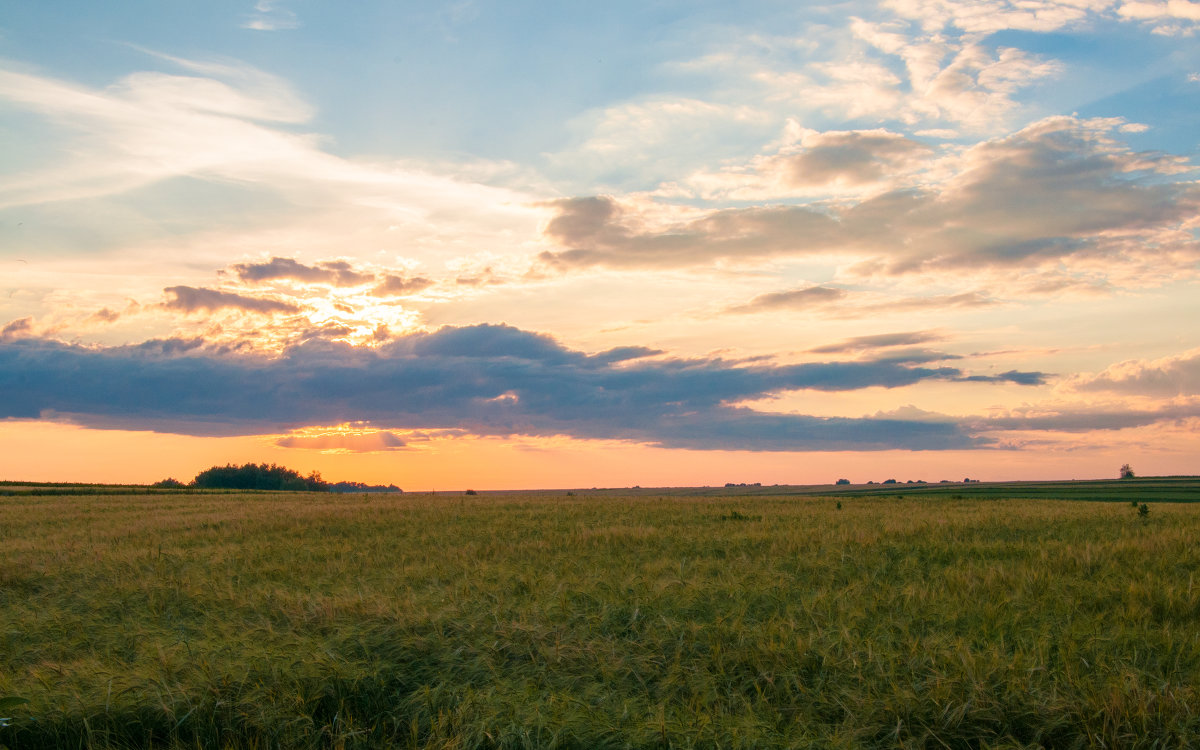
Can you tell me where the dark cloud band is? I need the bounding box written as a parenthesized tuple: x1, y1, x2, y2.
(0, 324, 1041, 450)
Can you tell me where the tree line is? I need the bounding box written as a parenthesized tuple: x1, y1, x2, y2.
(152, 464, 403, 492)
(154, 463, 329, 492)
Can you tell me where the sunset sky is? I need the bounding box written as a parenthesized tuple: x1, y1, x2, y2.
(2, 0, 1198, 489)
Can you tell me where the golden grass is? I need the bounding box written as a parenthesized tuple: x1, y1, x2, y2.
(2, 491, 1199, 748)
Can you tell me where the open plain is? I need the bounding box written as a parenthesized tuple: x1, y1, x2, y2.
(2, 480, 1199, 748)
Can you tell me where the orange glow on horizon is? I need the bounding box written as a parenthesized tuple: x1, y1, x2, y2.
(2, 420, 1194, 491)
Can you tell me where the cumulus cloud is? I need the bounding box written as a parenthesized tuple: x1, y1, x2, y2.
(780, 130, 933, 187)
(372, 274, 434, 297)
(0, 324, 1056, 450)
(1072, 347, 1200, 396)
(822, 28, 1060, 128)
(538, 196, 841, 270)
(883, 0, 1115, 35)
(85, 307, 123, 324)
(1118, 0, 1200, 34)
(0, 317, 33, 340)
(539, 117, 1200, 279)
(232, 257, 374, 287)
(688, 126, 934, 200)
(163, 286, 300, 315)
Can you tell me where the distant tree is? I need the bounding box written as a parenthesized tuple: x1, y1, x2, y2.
(1120, 463, 1135, 479)
(151, 478, 185, 489)
(191, 463, 329, 491)
(835, 478, 850, 485)
(883, 478, 897, 484)
(328, 481, 403, 493)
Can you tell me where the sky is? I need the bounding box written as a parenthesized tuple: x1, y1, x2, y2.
(1, 0, 1199, 489)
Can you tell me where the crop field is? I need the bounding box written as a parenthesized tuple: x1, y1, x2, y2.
(2, 481, 1200, 748)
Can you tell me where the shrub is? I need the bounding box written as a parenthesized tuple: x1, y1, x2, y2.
(150, 478, 185, 489)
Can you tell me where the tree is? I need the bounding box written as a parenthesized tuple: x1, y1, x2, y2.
(191, 463, 329, 491)
(1120, 463, 1135, 480)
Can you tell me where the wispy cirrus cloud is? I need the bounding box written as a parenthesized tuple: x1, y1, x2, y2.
(0, 56, 544, 264)
(241, 0, 300, 31)
(968, 401, 1200, 432)
(726, 285, 997, 317)
(727, 286, 849, 313)
(810, 330, 946, 354)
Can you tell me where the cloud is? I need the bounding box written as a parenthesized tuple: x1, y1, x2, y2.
(810, 330, 945, 353)
(1072, 347, 1200, 396)
(538, 196, 841, 271)
(1118, 1, 1200, 34)
(276, 430, 407, 453)
(0, 318, 33, 340)
(728, 287, 996, 317)
(539, 117, 1200, 280)
(372, 274, 434, 297)
(128, 337, 208, 356)
(232, 257, 374, 287)
(163, 286, 300, 315)
(242, 0, 300, 31)
(968, 401, 1200, 432)
(883, 0, 1115, 35)
(816, 38, 1058, 129)
(728, 286, 848, 313)
(454, 267, 504, 287)
(0, 58, 542, 256)
(0, 57, 317, 208)
(0, 324, 1057, 450)
(959, 370, 1051, 385)
(85, 307, 123, 324)
(780, 130, 933, 187)
(548, 96, 773, 188)
(687, 126, 934, 200)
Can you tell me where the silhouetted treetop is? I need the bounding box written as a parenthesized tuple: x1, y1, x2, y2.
(191, 463, 328, 492)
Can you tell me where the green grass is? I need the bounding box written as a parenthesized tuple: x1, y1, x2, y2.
(2, 489, 1200, 748)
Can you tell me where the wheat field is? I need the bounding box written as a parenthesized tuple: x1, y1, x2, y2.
(2, 487, 1199, 748)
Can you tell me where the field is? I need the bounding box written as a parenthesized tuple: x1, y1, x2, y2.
(2, 480, 1200, 748)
